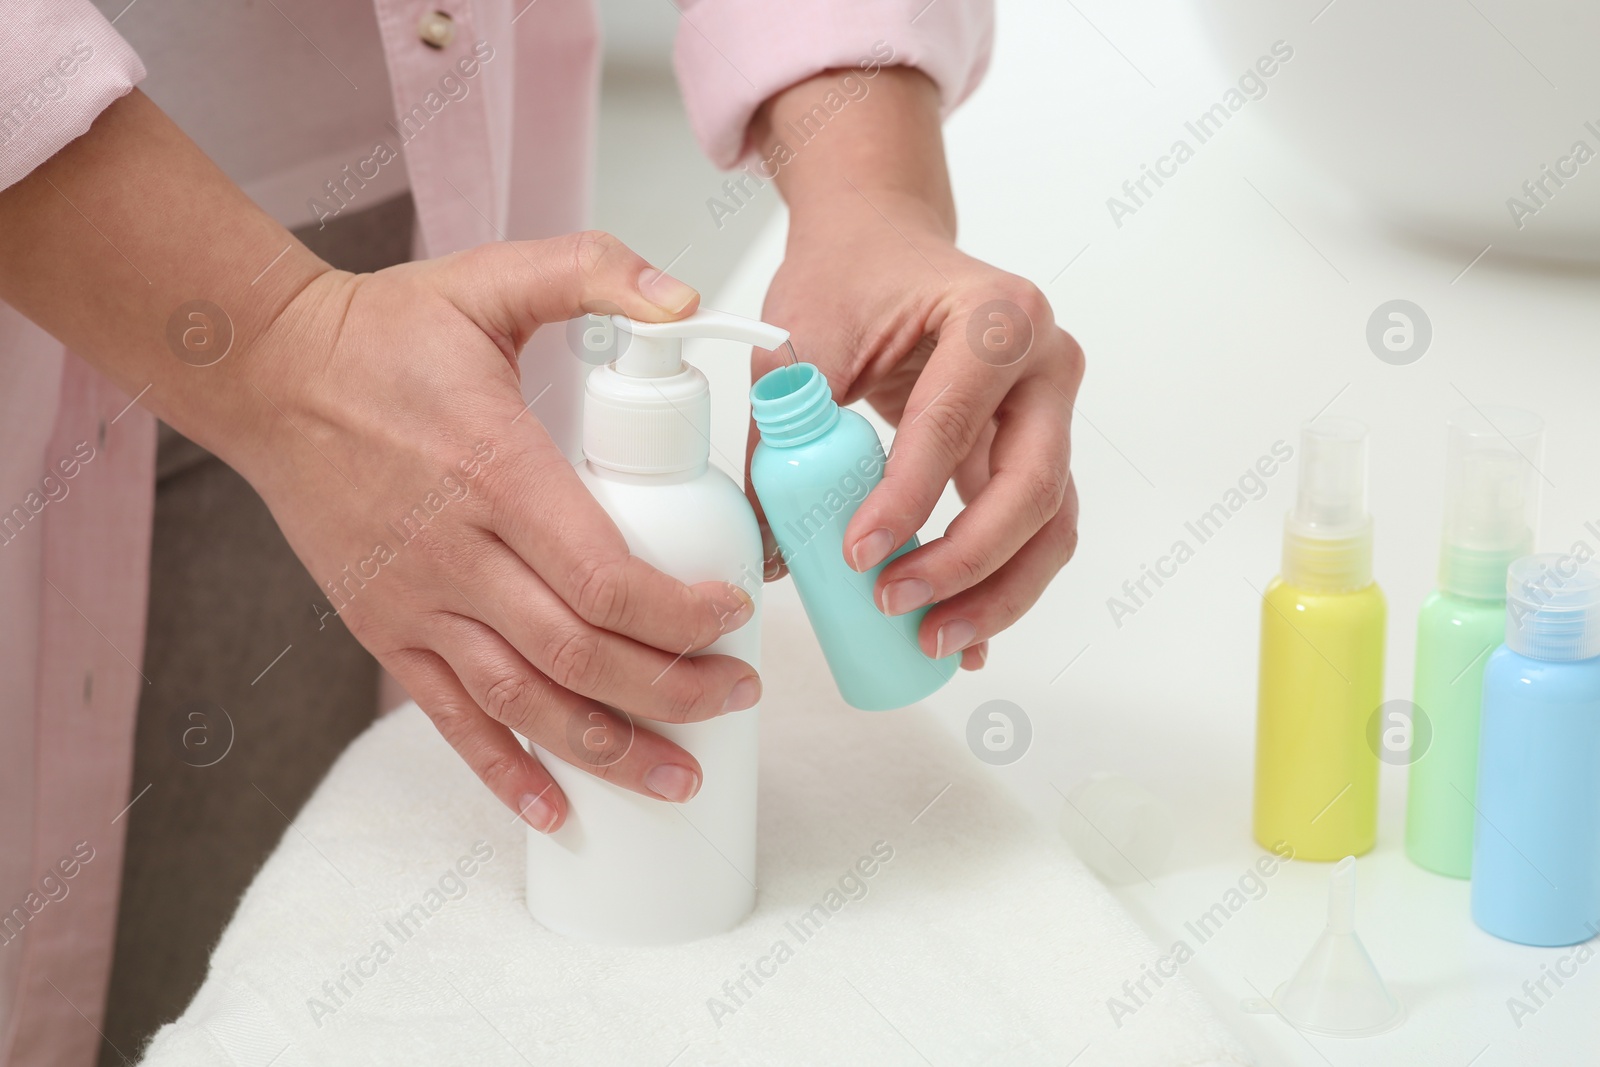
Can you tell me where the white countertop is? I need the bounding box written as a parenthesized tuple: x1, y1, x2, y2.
(704, 1, 1600, 1063)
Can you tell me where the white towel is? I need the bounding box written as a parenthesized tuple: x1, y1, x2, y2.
(138, 602, 1254, 1067)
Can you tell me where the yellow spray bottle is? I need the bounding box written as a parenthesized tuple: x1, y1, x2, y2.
(1253, 418, 1385, 861)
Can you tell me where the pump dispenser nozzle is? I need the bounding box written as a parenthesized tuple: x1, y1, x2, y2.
(610, 309, 791, 378)
(1283, 418, 1373, 593)
(1438, 407, 1542, 599)
(584, 308, 790, 475)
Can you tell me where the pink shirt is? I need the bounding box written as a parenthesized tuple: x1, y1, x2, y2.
(0, 2, 992, 1063)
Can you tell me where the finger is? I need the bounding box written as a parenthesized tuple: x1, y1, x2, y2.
(874, 371, 1071, 610)
(914, 475, 1080, 659)
(742, 346, 817, 583)
(384, 646, 569, 832)
(433, 613, 709, 803)
(842, 291, 1050, 573)
(433, 229, 751, 654)
(444, 545, 762, 725)
(479, 431, 756, 655)
(435, 230, 700, 355)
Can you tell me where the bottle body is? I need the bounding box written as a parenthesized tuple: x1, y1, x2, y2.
(525, 462, 762, 945)
(750, 397, 957, 710)
(1405, 590, 1503, 877)
(1471, 646, 1600, 946)
(1253, 578, 1386, 860)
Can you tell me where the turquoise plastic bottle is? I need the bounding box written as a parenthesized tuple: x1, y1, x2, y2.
(1472, 554, 1600, 947)
(749, 362, 958, 710)
(1407, 407, 1542, 878)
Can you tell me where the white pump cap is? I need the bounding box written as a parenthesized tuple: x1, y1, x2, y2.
(1282, 418, 1374, 593)
(582, 308, 791, 475)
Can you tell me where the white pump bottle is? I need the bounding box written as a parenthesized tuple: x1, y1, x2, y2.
(525, 308, 789, 945)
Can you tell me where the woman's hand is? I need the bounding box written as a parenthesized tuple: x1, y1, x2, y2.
(239, 234, 762, 832)
(0, 92, 757, 834)
(751, 69, 1084, 669)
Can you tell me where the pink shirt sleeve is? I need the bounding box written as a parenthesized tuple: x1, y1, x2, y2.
(672, 0, 994, 168)
(0, 0, 146, 191)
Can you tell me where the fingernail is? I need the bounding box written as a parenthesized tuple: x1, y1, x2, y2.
(645, 763, 701, 803)
(963, 641, 989, 670)
(852, 528, 895, 572)
(722, 675, 762, 713)
(880, 578, 933, 616)
(762, 528, 783, 580)
(935, 619, 976, 659)
(638, 267, 698, 313)
(518, 792, 559, 833)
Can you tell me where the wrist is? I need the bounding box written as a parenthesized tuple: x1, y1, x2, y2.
(200, 259, 348, 483)
(753, 66, 957, 240)
(160, 246, 336, 475)
(786, 186, 957, 251)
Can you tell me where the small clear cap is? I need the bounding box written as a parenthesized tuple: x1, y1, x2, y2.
(1283, 419, 1373, 591)
(1292, 419, 1368, 533)
(1241, 856, 1403, 1038)
(1439, 407, 1542, 599)
(1057, 773, 1175, 886)
(1505, 554, 1600, 661)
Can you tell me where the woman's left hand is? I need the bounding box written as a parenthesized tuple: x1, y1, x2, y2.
(755, 190, 1083, 670)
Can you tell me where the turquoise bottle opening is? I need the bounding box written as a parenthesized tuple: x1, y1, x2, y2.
(751, 363, 840, 447)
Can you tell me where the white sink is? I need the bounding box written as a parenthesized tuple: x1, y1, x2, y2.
(1198, 0, 1600, 262)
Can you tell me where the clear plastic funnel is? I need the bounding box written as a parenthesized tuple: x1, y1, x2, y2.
(1438, 407, 1542, 600)
(1241, 856, 1403, 1037)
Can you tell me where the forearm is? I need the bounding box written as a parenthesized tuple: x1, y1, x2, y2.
(0, 89, 330, 464)
(751, 66, 956, 240)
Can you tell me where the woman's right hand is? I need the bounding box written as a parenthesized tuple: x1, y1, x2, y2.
(230, 232, 760, 832)
(0, 93, 745, 832)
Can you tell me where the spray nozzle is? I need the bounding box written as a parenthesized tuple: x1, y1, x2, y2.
(1282, 418, 1374, 592)
(1439, 407, 1543, 599)
(611, 309, 791, 378)
(1291, 418, 1369, 534)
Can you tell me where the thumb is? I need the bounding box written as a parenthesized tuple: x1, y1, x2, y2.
(437, 230, 700, 347)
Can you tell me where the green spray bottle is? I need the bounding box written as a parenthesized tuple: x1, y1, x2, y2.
(1405, 407, 1542, 877)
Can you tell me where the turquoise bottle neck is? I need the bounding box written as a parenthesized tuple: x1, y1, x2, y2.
(751, 363, 840, 447)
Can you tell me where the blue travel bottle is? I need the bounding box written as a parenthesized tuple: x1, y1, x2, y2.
(1471, 554, 1600, 947)
(749, 362, 958, 710)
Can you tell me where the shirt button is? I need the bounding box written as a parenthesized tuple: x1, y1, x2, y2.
(418, 10, 455, 49)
